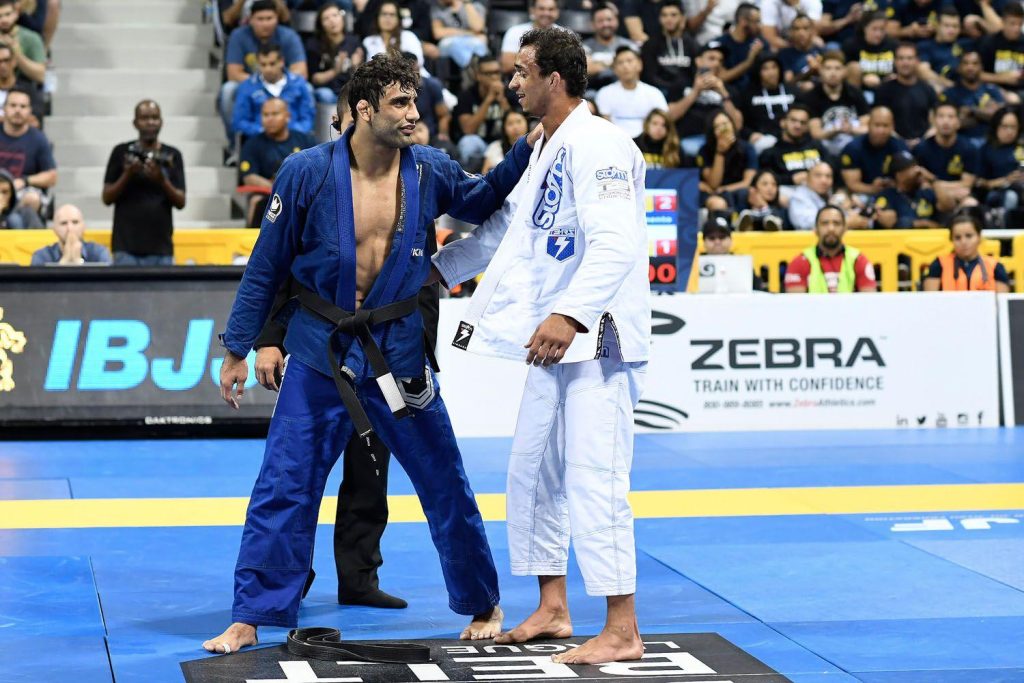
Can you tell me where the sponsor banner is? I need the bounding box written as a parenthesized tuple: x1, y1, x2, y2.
(438, 293, 1000, 434)
(998, 294, 1024, 426)
(0, 269, 276, 427)
(644, 169, 699, 292)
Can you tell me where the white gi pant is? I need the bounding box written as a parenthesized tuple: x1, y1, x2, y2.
(506, 333, 647, 596)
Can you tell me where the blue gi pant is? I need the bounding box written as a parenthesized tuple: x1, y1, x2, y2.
(231, 358, 500, 627)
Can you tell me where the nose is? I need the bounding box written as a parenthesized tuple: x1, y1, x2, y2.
(408, 101, 420, 122)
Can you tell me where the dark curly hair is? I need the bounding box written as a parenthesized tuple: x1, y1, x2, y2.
(342, 53, 420, 121)
(519, 27, 587, 99)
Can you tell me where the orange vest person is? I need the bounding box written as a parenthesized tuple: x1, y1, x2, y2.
(922, 214, 1010, 293)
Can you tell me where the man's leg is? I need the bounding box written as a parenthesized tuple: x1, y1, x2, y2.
(204, 359, 351, 653)
(551, 337, 647, 665)
(334, 433, 407, 608)
(362, 369, 502, 638)
(495, 363, 574, 644)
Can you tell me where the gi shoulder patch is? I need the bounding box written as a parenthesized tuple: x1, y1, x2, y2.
(452, 321, 474, 350)
(596, 166, 631, 200)
(266, 193, 283, 223)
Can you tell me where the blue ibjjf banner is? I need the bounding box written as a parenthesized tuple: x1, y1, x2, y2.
(644, 168, 699, 292)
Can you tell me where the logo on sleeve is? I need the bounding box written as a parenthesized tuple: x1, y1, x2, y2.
(452, 321, 474, 350)
(596, 166, 631, 200)
(266, 193, 283, 223)
(546, 227, 576, 262)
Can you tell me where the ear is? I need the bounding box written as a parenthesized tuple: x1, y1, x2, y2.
(356, 99, 372, 122)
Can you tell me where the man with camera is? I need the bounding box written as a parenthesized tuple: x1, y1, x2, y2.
(102, 100, 186, 266)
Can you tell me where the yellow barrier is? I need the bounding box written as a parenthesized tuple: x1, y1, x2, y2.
(3, 228, 1021, 293)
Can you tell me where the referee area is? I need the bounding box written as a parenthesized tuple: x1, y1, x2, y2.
(2, 428, 1023, 681)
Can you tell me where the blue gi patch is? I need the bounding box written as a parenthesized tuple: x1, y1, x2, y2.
(546, 227, 576, 262)
(532, 147, 567, 230)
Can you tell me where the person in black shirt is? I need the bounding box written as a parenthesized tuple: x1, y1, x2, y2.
(914, 102, 979, 214)
(640, 0, 698, 98)
(843, 11, 897, 95)
(668, 41, 745, 158)
(758, 104, 826, 185)
(697, 109, 758, 203)
(453, 54, 518, 172)
(800, 50, 870, 159)
(101, 100, 186, 266)
(873, 41, 938, 146)
(719, 2, 766, 89)
(979, 1, 1024, 92)
(778, 13, 824, 87)
(977, 106, 1024, 215)
(307, 3, 364, 104)
(742, 53, 796, 154)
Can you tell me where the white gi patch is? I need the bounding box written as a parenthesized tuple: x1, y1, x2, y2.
(397, 366, 436, 410)
(411, 248, 424, 257)
(266, 193, 283, 223)
(595, 166, 630, 200)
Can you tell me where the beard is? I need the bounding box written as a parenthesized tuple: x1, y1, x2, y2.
(369, 116, 414, 149)
(821, 234, 841, 250)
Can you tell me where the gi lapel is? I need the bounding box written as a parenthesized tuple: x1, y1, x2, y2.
(333, 127, 358, 311)
(363, 146, 421, 308)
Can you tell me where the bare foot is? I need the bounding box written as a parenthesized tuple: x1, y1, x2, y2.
(551, 624, 643, 664)
(460, 605, 504, 640)
(202, 623, 258, 655)
(494, 605, 572, 644)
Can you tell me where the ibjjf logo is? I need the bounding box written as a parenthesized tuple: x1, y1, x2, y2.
(547, 227, 576, 262)
(533, 147, 567, 230)
(452, 321, 474, 350)
(0, 306, 27, 392)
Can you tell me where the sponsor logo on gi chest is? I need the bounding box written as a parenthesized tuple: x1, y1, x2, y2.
(532, 147, 566, 230)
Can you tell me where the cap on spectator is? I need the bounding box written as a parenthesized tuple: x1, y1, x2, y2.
(890, 151, 917, 175)
(700, 40, 725, 56)
(703, 211, 733, 237)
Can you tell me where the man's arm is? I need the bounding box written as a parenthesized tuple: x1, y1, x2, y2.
(431, 195, 514, 287)
(437, 134, 533, 224)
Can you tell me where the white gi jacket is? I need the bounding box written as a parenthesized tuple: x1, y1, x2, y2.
(432, 101, 652, 364)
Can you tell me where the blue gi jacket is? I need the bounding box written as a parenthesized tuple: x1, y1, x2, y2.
(221, 127, 531, 382)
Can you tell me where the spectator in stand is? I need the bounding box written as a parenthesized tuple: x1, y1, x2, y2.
(667, 41, 744, 158)
(789, 160, 871, 229)
(232, 44, 315, 139)
(720, 3, 766, 88)
(220, 1, 307, 140)
(481, 109, 527, 173)
(585, 3, 637, 93)
(923, 213, 1009, 292)
(701, 211, 767, 289)
(843, 11, 897, 97)
(802, 50, 869, 158)
(892, 0, 937, 41)
(785, 204, 877, 293)
(411, 54, 454, 150)
(873, 42, 937, 146)
(761, 0, 823, 51)
(840, 105, 907, 196)
(979, 2, 1024, 94)
(453, 54, 516, 172)
(622, 0, 665, 45)
(239, 98, 315, 227)
(697, 110, 757, 203)
(0, 43, 41, 126)
(953, 0, 1002, 40)
(357, 0, 435, 59)
(734, 169, 787, 230)
(759, 104, 825, 185)
(639, 0, 697, 99)
(431, 0, 488, 69)
(0, 87, 53, 216)
(363, 1, 426, 72)
(742, 53, 796, 154)
(945, 50, 1009, 147)
(219, 0, 293, 35)
(634, 109, 681, 168)
(101, 100, 186, 267)
(596, 46, 668, 138)
(17, 0, 60, 50)
(306, 4, 364, 104)
(918, 7, 967, 91)
(977, 106, 1024, 221)
(30, 204, 111, 266)
(0, 168, 39, 228)
(873, 151, 941, 228)
(499, 0, 560, 75)
(0, 0, 43, 85)
(818, 0, 863, 46)
(915, 102, 979, 213)
(779, 13, 824, 88)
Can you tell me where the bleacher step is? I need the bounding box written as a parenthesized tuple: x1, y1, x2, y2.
(53, 24, 210, 48)
(55, 142, 225, 168)
(61, 195, 234, 224)
(62, 3, 203, 24)
(60, 167, 238, 195)
(52, 93, 214, 117)
(48, 115, 225, 143)
(51, 46, 212, 70)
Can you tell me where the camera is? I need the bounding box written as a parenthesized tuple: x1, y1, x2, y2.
(124, 142, 173, 167)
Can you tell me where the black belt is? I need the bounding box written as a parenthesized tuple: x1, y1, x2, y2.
(297, 286, 418, 444)
(287, 627, 433, 664)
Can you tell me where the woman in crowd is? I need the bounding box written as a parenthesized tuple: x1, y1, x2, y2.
(362, 1, 426, 72)
(482, 110, 528, 173)
(977, 106, 1024, 220)
(633, 109, 681, 169)
(0, 170, 43, 229)
(922, 213, 1009, 292)
(842, 11, 897, 98)
(306, 3, 364, 104)
(697, 110, 758, 206)
(732, 170, 788, 230)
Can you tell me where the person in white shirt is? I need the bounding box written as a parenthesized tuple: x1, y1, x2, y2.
(760, 0, 822, 50)
(362, 1, 426, 72)
(499, 0, 560, 74)
(431, 27, 651, 665)
(595, 46, 669, 138)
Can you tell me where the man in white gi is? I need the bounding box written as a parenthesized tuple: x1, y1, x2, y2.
(430, 27, 651, 664)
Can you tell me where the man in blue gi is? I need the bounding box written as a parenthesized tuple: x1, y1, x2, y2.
(203, 53, 534, 655)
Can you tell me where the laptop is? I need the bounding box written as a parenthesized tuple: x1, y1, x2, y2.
(697, 255, 754, 294)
